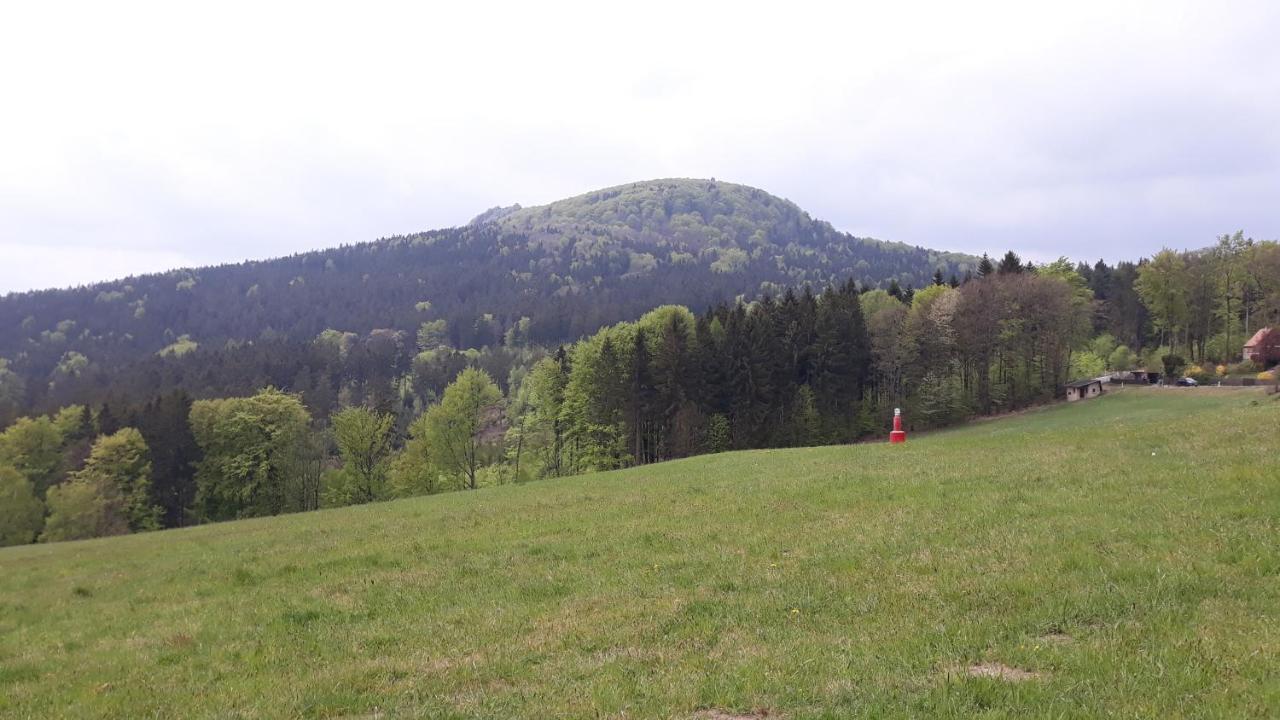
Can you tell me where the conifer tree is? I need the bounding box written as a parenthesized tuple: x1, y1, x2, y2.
(133, 391, 201, 528)
(976, 254, 995, 277)
(888, 278, 904, 300)
(998, 250, 1025, 275)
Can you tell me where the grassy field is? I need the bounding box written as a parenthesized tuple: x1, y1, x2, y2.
(1, 387, 1278, 718)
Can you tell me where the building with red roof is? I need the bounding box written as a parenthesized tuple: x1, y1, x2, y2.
(1243, 327, 1280, 366)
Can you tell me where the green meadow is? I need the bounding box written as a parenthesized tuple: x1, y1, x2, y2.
(2, 387, 1277, 719)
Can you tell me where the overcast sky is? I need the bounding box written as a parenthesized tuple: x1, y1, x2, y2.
(2, 1, 1278, 294)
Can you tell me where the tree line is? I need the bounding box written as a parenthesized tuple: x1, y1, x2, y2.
(0, 259, 1081, 545)
(3, 238, 1278, 546)
(1121, 234, 1280, 367)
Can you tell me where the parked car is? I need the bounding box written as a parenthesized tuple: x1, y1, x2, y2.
(1176, 377, 1198, 387)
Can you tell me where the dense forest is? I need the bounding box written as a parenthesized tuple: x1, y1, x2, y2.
(0, 179, 976, 420)
(2, 233, 1278, 547)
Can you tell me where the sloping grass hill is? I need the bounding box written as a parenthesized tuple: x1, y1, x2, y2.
(2, 388, 1278, 718)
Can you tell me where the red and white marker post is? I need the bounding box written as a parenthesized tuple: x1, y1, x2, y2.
(889, 407, 907, 444)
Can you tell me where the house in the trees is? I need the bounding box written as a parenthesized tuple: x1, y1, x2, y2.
(1243, 327, 1280, 366)
(1109, 369, 1157, 384)
(1065, 378, 1104, 402)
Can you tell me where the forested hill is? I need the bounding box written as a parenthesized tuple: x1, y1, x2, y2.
(0, 178, 976, 417)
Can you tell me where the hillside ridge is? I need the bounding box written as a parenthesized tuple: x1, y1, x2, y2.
(4, 179, 973, 299)
(0, 178, 977, 417)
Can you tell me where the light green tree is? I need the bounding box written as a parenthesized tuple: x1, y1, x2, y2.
(388, 413, 439, 497)
(1037, 260, 1097, 360)
(902, 286, 965, 425)
(1142, 346, 1171, 374)
(74, 428, 159, 532)
(0, 465, 44, 546)
(1036, 257, 1093, 299)
(416, 319, 449, 352)
(859, 289, 904, 323)
(315, 329, 357, 360)
(327, 407, 395, 505)
(41, 476, 128, 542)
(421, 367, 503, 490)
(1069, 351, 1107, 380)
(521, 354, 571, 476)
(910, 283, 952, 310)
(189, 388, 311, 520)
(0, 415, 65, 495)
(1108, 345, 1138, 372)
(561, 329, 632, 472)
(503, 317, 532, 348)
(1136, 249, 1190, 350)
(1212, 232, 1248, 359)
(1091, 334, 1118, 363)
(52, 405, 90, 441)
(54, 351, 89, 378)
(503, 369, 535, 483)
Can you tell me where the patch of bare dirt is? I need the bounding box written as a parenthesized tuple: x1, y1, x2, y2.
(694, 709, 775, 720)
(963, 662, 1042, 682)
(165, 633, 195, 649)
(1039, 632, 1073, 644)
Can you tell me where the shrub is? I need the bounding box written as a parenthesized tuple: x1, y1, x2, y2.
(1091, 334, 1118, 362)
(1070, 351, 1106, 380)
(704, 414, 730, 453)
(1108, 345, 1137, 372)
(1228, 360, 1260, 376)
(1185, 365, 1212, 384)
(1162, 354, 1186, 378)
(1140, 347, 1164, 373)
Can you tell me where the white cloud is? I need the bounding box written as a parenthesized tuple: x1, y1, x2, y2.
(1, 0, 1277, 291)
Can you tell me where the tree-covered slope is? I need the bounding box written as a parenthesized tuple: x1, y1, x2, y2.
(0, 179, 976, 416)
(490, 179, 973, 286)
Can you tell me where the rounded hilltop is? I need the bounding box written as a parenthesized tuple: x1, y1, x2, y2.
(473, 177, 975, 281)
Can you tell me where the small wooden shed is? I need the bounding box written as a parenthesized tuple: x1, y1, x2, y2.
(1065, 378, 1104, 402)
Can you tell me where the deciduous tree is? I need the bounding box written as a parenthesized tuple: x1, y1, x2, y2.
(0, 465, 43, 546)
(421, 368, 503, 490)
(1136, 250, 1190, 351)
(74, 428, 159, 532)
(189, 388, 311, 520)
(41, 476, 128, 542)
(328, 406, 395, 504)
(0, 415, 65, 496)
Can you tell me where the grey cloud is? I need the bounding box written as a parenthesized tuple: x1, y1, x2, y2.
(2, 1, 1278, 293)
